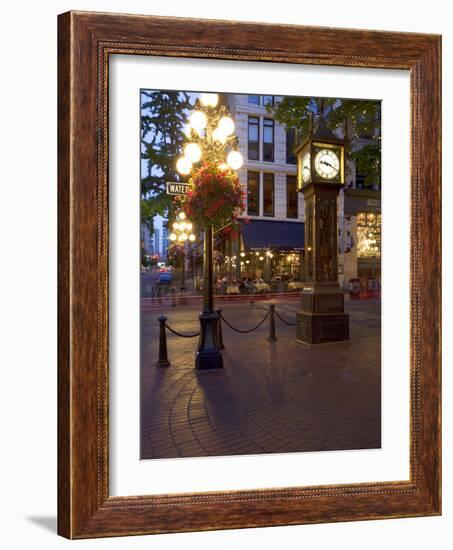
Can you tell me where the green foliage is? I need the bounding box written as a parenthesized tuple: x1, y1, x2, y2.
(141, 91, 193, 229)
(268, 97, 381, 188)
(140, 199, 154, 232)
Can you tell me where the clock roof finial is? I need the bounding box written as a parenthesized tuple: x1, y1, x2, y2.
(313, 114, 337, 141)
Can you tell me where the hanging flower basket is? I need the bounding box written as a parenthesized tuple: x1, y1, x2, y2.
(181, 161, 245, 227)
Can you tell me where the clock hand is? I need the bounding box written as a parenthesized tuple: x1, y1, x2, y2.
(321, 159, 335, 169)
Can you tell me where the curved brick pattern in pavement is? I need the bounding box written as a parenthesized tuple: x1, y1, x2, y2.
(141, 299, 381, 459)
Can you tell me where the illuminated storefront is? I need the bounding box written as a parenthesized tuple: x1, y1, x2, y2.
(216, 219, 304, 290)
(342, 189, 381, 291)
(357, 212, 381, 259)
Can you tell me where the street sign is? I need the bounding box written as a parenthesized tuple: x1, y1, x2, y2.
(165, 181, 192, 196)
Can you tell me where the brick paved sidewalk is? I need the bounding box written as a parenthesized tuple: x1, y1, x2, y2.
(141, 300, 381, 459)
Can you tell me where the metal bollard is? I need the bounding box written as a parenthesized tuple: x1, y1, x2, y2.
(171, 287, 177, 307)
(267, 304, 277, 342)
(156, 316, 171, 368)
(216, 308, 225, 350)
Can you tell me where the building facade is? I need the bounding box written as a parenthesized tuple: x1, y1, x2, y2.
(339, 138, 381, 292)
(225, 94, 305, 286)
(141, 223, 152, 255)
(153, 227, 161, 258)
(225, 93, 381, 292)
(160, 225, 169, 260)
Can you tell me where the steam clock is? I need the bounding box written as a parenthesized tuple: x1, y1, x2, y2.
(295, 116, 349, 345)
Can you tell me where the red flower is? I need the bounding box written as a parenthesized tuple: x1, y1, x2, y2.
(179, 161, 243, 227)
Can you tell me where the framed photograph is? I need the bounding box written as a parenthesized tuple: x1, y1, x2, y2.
(58, 11, 441, 539)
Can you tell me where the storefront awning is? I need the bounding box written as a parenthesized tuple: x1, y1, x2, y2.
(240, 219, 304, 250)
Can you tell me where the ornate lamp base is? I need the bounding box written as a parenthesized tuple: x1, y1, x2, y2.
(196, 310, 223, 370)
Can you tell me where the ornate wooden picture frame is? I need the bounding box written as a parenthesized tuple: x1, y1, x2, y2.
(58, 11, 441, 539)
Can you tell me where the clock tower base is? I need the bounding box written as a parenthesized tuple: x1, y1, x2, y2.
(296, 287, 349, 346)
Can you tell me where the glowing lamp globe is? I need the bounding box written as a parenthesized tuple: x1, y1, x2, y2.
(184, 143, 202, 163)
(176, 157, 192, 175)
(200, 93, 219, 107)
(172, 222, 179, 230)
(186, 222, 193, 231)
(189, 234, 196, 242)
(189, 110, 207, 133)
(218, 116, 235, 136)
(226, 150, 243, 170)
(180, 233, 188, 241)
(169, 233, 177, 241)
(178, 211, 186, 220)
(212, 127, 227, 144)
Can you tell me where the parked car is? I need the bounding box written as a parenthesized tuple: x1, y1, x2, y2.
(159, 271, 172, 284)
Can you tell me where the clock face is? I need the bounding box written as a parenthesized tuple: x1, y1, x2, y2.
(314, 148, 340, 180)
(302, 152, 311, 183)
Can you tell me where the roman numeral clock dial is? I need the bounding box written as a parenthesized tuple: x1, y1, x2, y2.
(302, 152, 311, 183)
(314, 148, 340, 180)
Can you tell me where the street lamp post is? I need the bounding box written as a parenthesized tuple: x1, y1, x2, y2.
(176, 93, 243, 370)
(169, 211, 196, 290)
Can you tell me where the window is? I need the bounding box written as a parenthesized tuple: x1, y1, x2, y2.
(248, 95, 260, 105)
(247, 95, 274, 106)
(286, 128, 297, 164)
(248, 116, 259, 160)
(286, 175, 298, 219)
(263, 119, 274, 162)
(263, 173, 274, 217)
(356, 173, 366, 188)
(247, 171, 260, 216)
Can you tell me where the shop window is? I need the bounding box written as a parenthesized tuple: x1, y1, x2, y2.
(357, 211, 381, 258)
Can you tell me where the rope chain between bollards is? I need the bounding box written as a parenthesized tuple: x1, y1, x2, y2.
(274, 308, 297, 326)
(165, 322, 200, 338)
(219, 309, 270, 334)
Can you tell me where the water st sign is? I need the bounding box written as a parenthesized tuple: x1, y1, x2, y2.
(165, 182, 192, 196)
